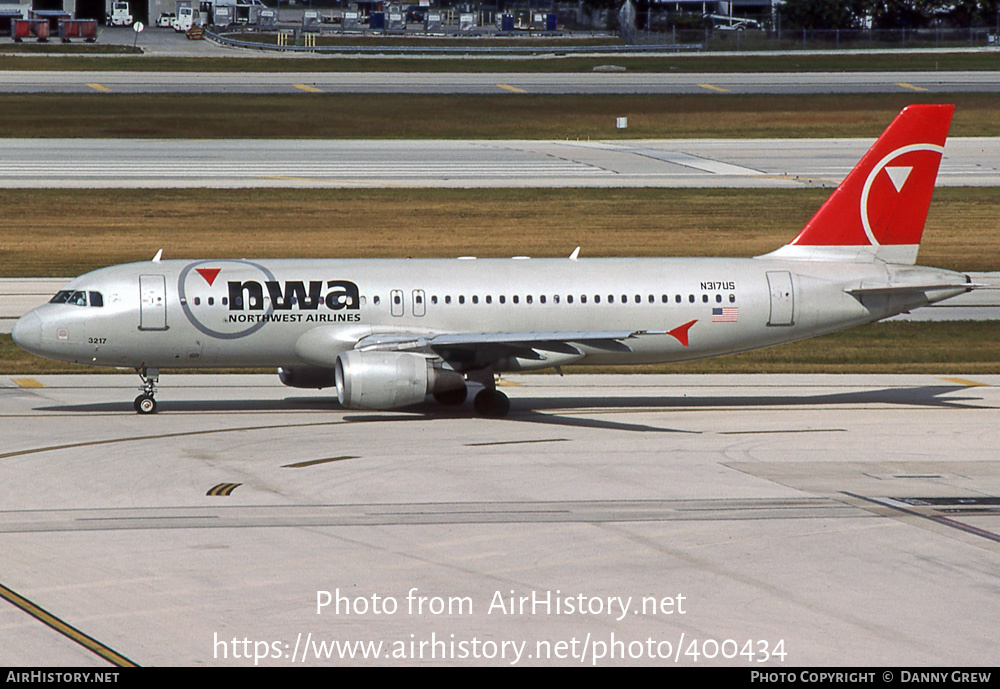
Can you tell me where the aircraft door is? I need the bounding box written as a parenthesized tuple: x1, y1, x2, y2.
(390, 289, 404, 317)
(139, 274, 168, 331)
(766, 271, 794, 326)
(412, 289, 426, 317)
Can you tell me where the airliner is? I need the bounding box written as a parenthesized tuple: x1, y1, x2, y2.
(11, 105, 975, 417)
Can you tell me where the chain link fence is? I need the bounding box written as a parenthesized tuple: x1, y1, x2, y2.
(625, 26, 1000, 50)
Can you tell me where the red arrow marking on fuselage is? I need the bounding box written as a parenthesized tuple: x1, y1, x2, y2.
(667, 320, 697, 347)
(195, 268, 221, 286)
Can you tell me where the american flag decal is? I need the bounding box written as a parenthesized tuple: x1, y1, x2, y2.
(712, 307, 738, 322)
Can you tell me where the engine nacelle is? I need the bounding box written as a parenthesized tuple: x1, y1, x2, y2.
(335, 351, 465, 410)
(278, 366, 336, 389)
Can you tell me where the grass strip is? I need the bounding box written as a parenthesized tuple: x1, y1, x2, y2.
(1, 93, 999, 139)
(1, 50, 998, 72)
(0, 188, 996, 278)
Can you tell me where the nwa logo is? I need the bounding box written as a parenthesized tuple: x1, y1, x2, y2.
(227, 280, 360, 311)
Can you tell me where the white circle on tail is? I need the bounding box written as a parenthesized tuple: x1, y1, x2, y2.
(859, 143, 944, 247)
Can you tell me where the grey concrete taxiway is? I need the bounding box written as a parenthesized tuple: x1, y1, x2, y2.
(1, 373, 998, 666)
(2, 137, 999, 189)
(2, 69, 999, 95)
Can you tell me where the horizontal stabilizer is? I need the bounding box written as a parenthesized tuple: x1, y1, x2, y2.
(845, 283, 976, 296)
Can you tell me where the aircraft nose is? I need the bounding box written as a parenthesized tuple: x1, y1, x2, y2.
(11, 310, 42, 353)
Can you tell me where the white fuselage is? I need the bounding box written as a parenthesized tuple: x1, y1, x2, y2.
(13, 257, 967, 373)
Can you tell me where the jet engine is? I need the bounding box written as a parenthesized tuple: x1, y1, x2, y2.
(335, 351, 465, 410)
(278, 366, 336, 389)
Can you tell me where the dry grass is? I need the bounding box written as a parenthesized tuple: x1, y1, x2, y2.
(0, 188, 997, 277)
(1, 93, 999, 139)
(1, 51, 998, 73)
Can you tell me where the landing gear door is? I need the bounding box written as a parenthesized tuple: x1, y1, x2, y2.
(766, 271, 794, 326)
(139, 274, 168, 331)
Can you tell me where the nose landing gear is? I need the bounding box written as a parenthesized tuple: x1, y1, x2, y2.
(134, 367, 159, 414)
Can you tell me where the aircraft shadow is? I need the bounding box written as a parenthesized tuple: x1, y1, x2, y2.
(508, 385, 989, 412)
(34, 385, 988, 434)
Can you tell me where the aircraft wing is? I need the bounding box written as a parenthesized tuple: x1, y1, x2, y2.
(355, 329, 657, 359)
(349, 325, 695, 368)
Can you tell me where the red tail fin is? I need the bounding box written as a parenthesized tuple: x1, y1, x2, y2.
(765, 104, 953, 264)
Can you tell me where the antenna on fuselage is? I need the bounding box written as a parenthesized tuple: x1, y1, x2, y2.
(152, 249, 162, 263)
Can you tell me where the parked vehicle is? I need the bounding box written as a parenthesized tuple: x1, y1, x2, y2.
(172, 6, 195, 31)
(107, 1, 133, 26)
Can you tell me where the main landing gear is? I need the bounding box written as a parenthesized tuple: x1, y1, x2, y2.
(466, 370, 510, 418)
(134, 367, 159, 414)
(473, 388, 510, 417)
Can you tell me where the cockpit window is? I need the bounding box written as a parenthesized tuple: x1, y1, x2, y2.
(89, 291, 104, 307)
(51, 290, 88, 306)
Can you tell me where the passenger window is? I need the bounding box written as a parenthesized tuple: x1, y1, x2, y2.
(194, 297, 201, 306)
(702, 295, 709, 303)
(526, 295, 533, 304)
(499, 295, 506, 304)
(567, 295, 574, 304)
(729, 294, 736, 303)
(716, 294, 722, 303)
(459, 296, 465, 304)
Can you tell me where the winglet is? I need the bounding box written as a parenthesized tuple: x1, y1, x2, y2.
(667, 320, 697, 347)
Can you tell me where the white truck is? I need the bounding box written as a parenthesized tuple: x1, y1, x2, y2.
(107, 1, 133, 26)
(171, 5, 195, 31)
